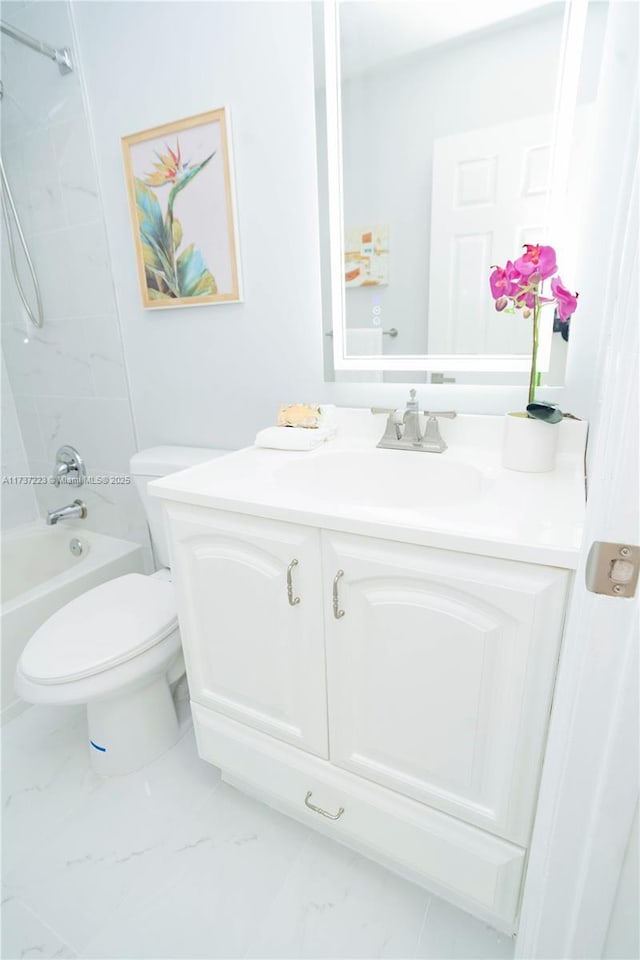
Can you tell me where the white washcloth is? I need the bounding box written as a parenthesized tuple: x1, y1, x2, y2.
(255, 426, 336, 451)
(318, 404, 338, 430)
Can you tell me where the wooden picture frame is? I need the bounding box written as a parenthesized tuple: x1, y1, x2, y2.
(122, 107, 241, 309)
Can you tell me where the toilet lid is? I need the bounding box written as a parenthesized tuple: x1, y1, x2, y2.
(20, 574, 179, 684)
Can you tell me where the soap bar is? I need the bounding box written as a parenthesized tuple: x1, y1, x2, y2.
(277, 403, 321, 428)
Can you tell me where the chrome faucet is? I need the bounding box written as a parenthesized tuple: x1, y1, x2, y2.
(372, 390, 456, 453)
(51, 445, 86, 486)
(46, 499, 87, 526)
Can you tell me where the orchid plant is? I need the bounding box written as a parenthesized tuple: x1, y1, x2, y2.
(489, 244, 578, 414)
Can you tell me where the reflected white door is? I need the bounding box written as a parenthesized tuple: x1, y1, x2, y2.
(429, 114, 552, 355)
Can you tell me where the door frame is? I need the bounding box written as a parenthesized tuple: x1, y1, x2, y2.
(516, 4, 639, 955)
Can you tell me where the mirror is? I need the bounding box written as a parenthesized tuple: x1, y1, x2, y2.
(313, 1, 608, 383)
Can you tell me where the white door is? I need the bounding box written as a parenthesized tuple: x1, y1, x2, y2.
(165, 504, 329, 758)
(322, 531, 569, 845)
(429, 113, 553, 356)
(516, 5, 639, 951)
(517, 181, 639, 955)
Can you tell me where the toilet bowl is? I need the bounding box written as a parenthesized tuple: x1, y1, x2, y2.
(15, 446, 225, 776)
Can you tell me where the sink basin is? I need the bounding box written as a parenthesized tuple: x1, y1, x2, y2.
(274, 449, 483, 509)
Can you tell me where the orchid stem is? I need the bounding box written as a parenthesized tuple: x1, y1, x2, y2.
(529, 294, 540, 407)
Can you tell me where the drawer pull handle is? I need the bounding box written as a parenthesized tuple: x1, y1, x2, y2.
(333, 569, 345, 619)
(287, 559, 301, 606)
(304, 790, 345, 820)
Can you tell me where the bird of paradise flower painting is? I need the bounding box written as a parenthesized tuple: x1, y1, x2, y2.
(122, 108, 241, 308)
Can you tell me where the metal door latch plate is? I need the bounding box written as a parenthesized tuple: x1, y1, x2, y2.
(585, 542, 639, 597)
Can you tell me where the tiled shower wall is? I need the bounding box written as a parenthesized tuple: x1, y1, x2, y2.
(1, 351, 37, 529)
(0, 1, 150, 556)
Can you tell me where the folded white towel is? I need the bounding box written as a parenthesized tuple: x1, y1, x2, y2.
(255, 426, 336, 451)
(318, 404, 338, 430)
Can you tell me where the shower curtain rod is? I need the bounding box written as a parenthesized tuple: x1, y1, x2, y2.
(0, 20, 73, 74)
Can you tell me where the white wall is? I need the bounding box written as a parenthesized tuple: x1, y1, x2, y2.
(72, 0, 328, 452)
(0, 1, 150, 553)
(69, 0, 615, 442)
(73, 0, 564, 441)
(1, 351, 37, 529)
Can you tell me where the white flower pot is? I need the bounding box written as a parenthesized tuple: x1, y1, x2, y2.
(502, 412, 559, 473)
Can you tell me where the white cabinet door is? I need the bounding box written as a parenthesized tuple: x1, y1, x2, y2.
(165, 504, 328, 758)
(323, 532, 568, 844)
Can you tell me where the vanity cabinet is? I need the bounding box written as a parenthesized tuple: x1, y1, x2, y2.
(166, 507, 329, 757)
(323, 532, 567, 846)
(164, 502, 569, 932)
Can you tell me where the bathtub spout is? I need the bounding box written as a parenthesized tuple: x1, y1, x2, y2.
(46, 499, 87, 526)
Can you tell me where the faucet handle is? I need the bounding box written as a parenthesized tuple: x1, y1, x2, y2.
(422, 411, 457, 419)
(406, 388, 419, 412)
(377, 409, 404, 443)
(52, 445, 86, 487)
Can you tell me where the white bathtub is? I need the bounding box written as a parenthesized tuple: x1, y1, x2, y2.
(1, 522, 144, 724)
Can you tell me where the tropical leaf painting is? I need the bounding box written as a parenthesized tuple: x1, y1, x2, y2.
(122, 108, 241, 308)
(134, 141, 217, 301)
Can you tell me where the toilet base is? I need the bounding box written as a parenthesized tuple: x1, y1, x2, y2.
(87, 674, 180, 776)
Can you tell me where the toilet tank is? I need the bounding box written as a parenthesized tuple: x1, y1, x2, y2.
(130, 446, 225, 569)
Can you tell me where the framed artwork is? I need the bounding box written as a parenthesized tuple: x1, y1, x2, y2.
(122, 107, 241, 308)
(344, 223, 389, 287)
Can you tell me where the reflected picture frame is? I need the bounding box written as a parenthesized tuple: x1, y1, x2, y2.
(122, 107, 242, 309)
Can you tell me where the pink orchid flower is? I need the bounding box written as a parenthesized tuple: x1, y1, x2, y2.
(551, 276, 579, 321)
(514, 287, 535, 310)
(487, 243, 578, 408)
(489, 260, 521, 300)
(514, 244, 557, 280)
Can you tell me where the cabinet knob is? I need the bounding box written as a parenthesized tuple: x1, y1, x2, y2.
(287, 558, 301, 606)
(333, 569, 345, 619)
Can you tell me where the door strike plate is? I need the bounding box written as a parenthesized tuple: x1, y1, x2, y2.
(585, 542, 639, 598)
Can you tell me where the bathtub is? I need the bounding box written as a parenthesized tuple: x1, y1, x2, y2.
(1, 522, 144, 724)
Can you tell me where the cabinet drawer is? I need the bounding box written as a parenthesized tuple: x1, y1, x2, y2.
(192, 703, 525, 932)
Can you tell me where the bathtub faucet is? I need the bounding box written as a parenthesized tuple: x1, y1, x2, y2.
(46, 499, 87, 526)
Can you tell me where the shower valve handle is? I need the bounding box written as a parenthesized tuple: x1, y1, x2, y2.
(52, 445, 86, 487)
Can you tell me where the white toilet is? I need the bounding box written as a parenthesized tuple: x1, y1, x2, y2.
(15, 446, 223, 776)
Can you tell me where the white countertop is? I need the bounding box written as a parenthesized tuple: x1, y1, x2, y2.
(150, 410, 588, 569)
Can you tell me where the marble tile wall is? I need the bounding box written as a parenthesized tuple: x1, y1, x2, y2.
(1, 351, 38, 528)
(0, 1, 151, 559)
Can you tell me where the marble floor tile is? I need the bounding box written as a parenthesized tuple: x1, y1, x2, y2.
(1, 706, 106, 875)
(81, 784, 311, 959)
(2, 705, 516, 960)
(246, 831, 430, 959)
(3, 720, 220, 952)
(415, 896, 514, 959)
(1, 889, 77, 959)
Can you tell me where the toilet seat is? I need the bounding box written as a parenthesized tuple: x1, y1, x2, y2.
(20, 574, 178, 685)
